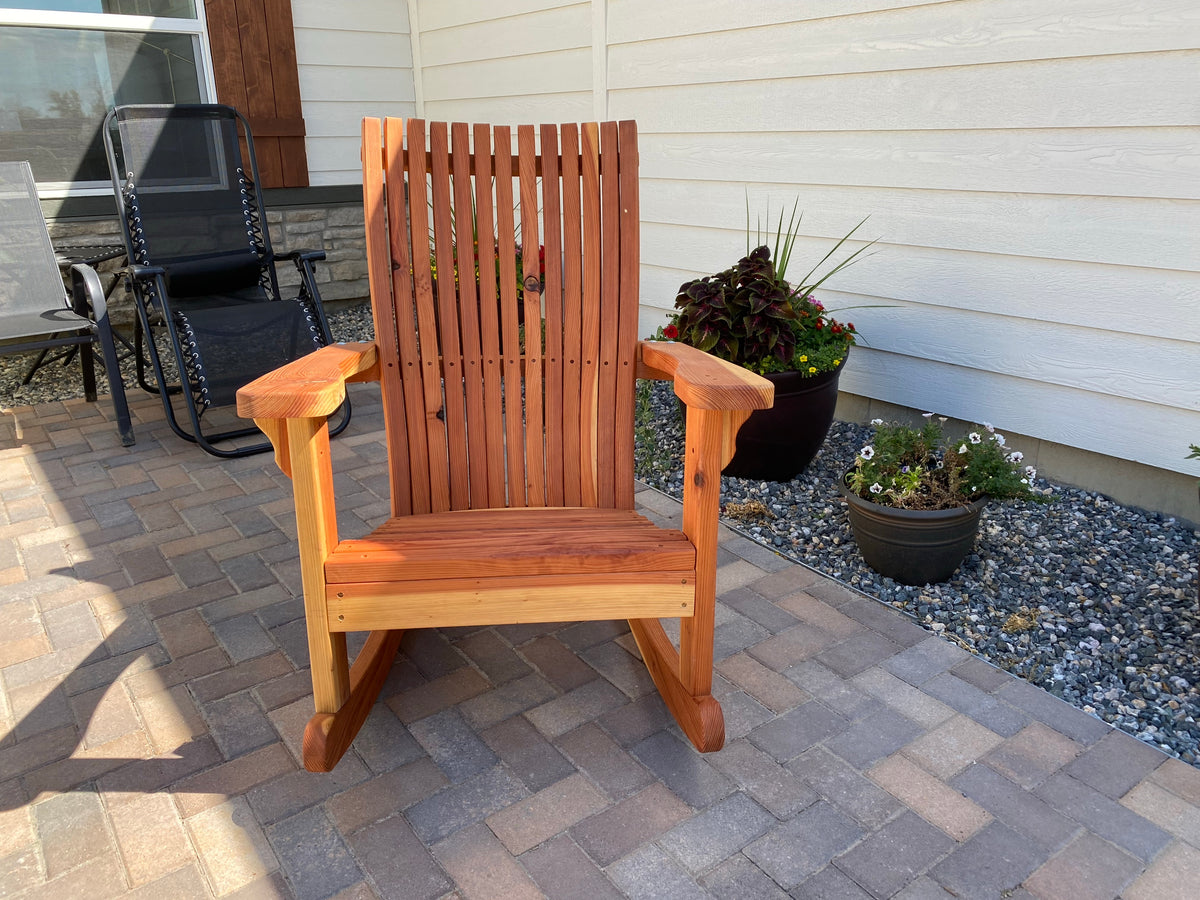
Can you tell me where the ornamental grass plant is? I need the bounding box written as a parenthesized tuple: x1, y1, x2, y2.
(845, 414, 1049, 510)
(664, 202, 875, 377)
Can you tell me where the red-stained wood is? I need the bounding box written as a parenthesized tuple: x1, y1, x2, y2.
(451, 123, 490, 509)
(540, 124, 565, 507)
(559, 125, 584, 507)
(596, 121, 621, 508)
(406, 120, 452, 513)
(248, 118, 789, 769)
(614, 121, 641, 509)
(518, 126, 546, 506)
(384, 118, 427, 515)
(429, 123, 470, 510)
(473, 124, 507, 508)
(494, 127, 526, 507)
(579, 123, 602, 508)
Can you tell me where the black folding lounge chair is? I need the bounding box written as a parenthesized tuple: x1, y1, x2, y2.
(102, 104, 350, 457)
(0, 161, 134, 446)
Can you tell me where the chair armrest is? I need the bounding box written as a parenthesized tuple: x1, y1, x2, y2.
(638, 340, 774, 411)
(277, 249, 327, 263)
(236, 342, 379, 421)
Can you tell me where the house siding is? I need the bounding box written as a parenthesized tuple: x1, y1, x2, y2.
(292, 0, 416, 185)
(283, 0, 1199, 481)
(608, 0, 1200, 476)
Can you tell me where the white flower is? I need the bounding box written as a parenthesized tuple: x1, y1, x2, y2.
(1025, 465, 1037, 479)
(969, 432, 982, 444)
(992, 433, 1006, 446)
(859, 445, 875, 460)
(938, 417, 947, 423)
(958, 444, 968, 454)
(983, 422, 994, 432)
(922, 412, 934, 418)
(1020, 478, 1028, 484)
(870, 418, 883, 426)
(1007, 451, 1024, 463)
(869, 482, 883, 494)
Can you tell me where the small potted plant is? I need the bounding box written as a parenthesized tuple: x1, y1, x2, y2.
(667, 202, 875, 481)
(839, 414, 1048, 585)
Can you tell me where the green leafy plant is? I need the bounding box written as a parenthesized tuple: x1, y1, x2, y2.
(845, 415, 1049, 511)
(668, 203, 876, 377)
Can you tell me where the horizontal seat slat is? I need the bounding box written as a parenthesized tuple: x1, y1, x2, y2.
(327, 507, 695, 583)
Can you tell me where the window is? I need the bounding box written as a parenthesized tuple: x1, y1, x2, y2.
(0, 2, 214, 193)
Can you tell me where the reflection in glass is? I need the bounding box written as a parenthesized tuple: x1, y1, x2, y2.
(1, 2, 196, 17)
(0, 26, 202, 184)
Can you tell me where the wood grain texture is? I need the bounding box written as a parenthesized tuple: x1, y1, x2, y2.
(518, 125, 547, 506)
(287, 415, 349, 715)
(628, 617, 724, 752)
(303, 629, 403, 772)
(639, 341, 774, 411)
(236, 343, 378, 420)
(327, 577, 694, 632)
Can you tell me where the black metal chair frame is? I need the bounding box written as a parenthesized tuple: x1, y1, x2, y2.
(0, 161, 134, 446)
(103, 103, 349, 458)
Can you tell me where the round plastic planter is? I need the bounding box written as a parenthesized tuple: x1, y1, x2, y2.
(838, 474, 986, 586)
(721, 358, 846, 482)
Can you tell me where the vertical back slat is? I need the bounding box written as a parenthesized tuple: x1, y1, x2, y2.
(430, 123, 470, 510)
(596, 121, 621, 508)
(579, 123, 602, 507)
(615, 120, 641, 509)
(539, 124, 565, 507)
(494, 127, 526, 507)
(518, 125, 546, 506)
(361, 118, 411, 517)
(385, 118, 431, 514)
(559, 125, 584, 507)
(473, 124, 507, 508)
(452, 122, 490, 509)
(406, 119, 452, 512)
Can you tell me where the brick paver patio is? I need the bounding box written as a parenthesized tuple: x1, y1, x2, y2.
(2, 385, 1198, 898)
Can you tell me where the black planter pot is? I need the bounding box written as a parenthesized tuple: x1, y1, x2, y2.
(838, 473, 986, 586)
(721, 359, 845, 482)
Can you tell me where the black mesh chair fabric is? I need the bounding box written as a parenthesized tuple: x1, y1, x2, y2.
(104, 104, 349, 457)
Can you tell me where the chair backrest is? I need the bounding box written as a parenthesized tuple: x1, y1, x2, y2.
(104, 104, 278, 299)
(0, 161, 67, 324)
(362, 118, 641, 516)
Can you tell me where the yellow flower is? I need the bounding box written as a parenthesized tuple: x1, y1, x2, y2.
(799, 355, 808, 363)
(834, 358, 842, 366)
(808, 366, 817, 374)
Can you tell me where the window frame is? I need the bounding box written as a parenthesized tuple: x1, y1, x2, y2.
(0, 3, 219, 197)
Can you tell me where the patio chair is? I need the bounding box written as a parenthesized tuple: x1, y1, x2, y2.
(0, 161, 133, 446)
(103, 104, 349, 458)
(237, 117, 773, 772)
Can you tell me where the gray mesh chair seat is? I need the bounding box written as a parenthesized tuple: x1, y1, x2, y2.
(104, 103, 350, 457)
(0, 161, 133, 445)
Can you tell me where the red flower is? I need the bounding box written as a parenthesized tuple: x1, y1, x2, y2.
(663, 323, 679, 340)
(815, 319, 824, 329)
(847, 322, 855, 332)
(831, 324, 842, 334)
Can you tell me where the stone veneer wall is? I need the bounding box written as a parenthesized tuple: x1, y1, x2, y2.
(45, 200, 370, 326)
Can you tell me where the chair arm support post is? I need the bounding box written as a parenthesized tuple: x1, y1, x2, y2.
(679, 403, 726, 696)
(287, 415, 350, 715)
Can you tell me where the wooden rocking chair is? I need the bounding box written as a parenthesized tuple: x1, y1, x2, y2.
(236, 118, 773, 772)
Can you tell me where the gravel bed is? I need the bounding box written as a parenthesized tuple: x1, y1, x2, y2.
(5, 302, 1198, 766)
(637, 379, 1200, 766)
